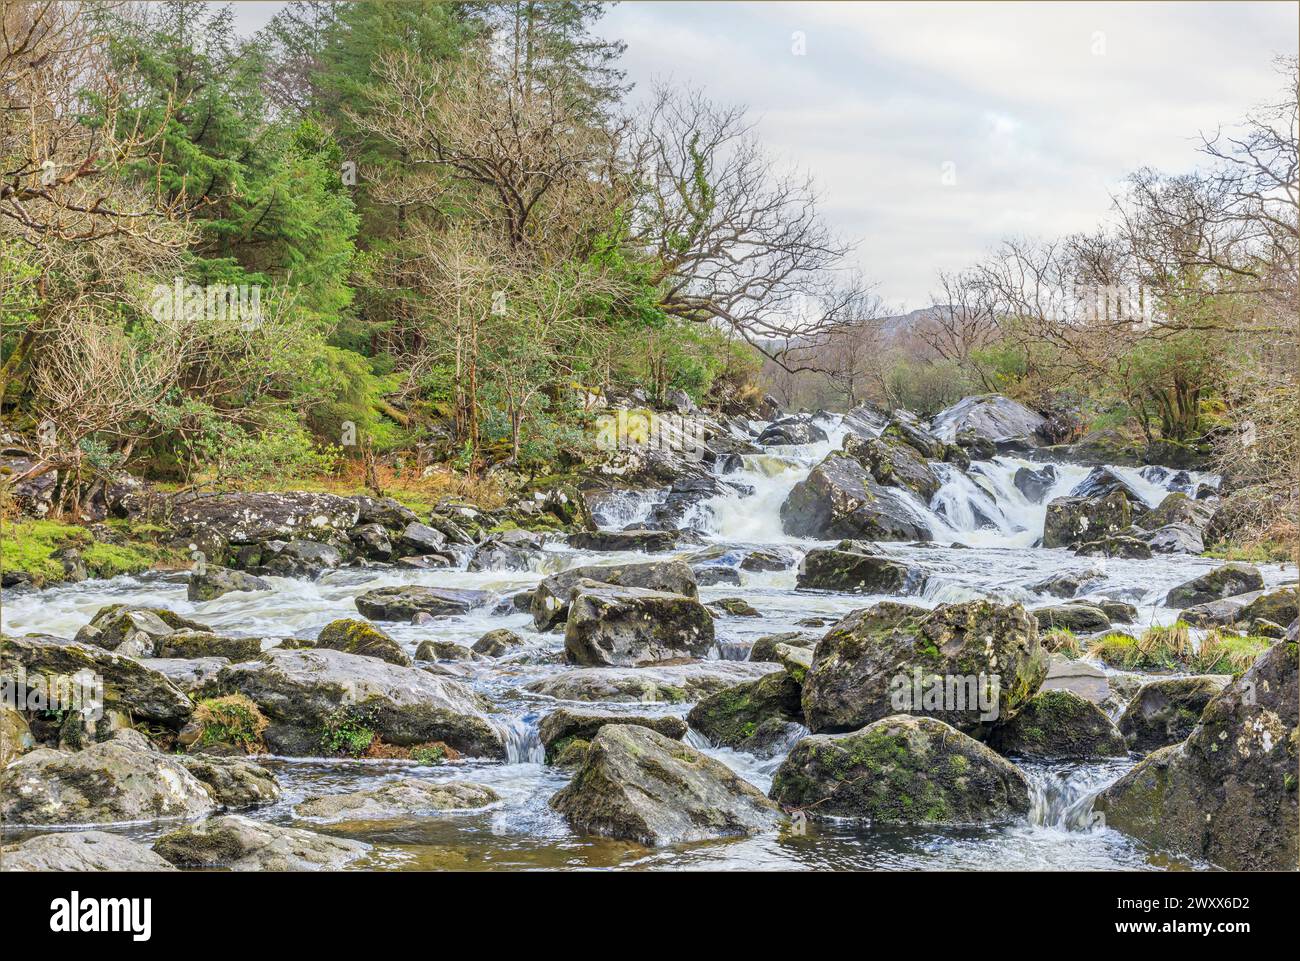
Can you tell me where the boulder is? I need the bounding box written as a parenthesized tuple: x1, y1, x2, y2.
(1039, 655, 1111, 704)
(396, 521, 446, 556)
(523, 661, 782, 703)
(1042, 491, 1133, 548)
(138, 657, 229, 693)
(1, 634, 193, 725)
(168, 491, 360, 554)
(0, 831, 177, 872)
(780, 453, 931, 542)
(175, 754, 281, 808)
(1096, 641, 1297, 870)
(153, 814, 370, 871)
(1237, 588, 1298, 627)
(0, 706, 35, 765)
(564, 584, 714, 667)
(531, 560, 697, 631)
(348, 523, 394, 560)
(1074, 535, 1152, 559)
(1013, 464, 1059, 503)
(157, 631, 262, 662)
(209, 648, 506, 759)
(538, 708, 687, 763)
(549, 725, 782, 846)
(414, 640, 478, 662)
(749, 633, 813, 663)
(842, 401, 889, 438)
(351, 496, 421, 530)
(757, 414, 828, 446)
(294, 779, 499, 821)
(882, 418, 946, 460)
(1180, 593, 1259, 628)
(1143, 523, 1204, 555)
(472, 629, 525, 657)
(1166, 563, 1265, 608)
(74, 604, 209, 655)
(801, 600, 1047, 737)
(710, 597, 761, 617)
(354, 586, 490, 621)
(0, 741, 215, 824)
(1118, 676, 1232, 752)
(188, 566, 272, 602)
(1135, 492, 1215, 533)
(796, 541, 924, 594)
(687, 671, 803, 757)
(843, 433, 939, 501)
(1031, 603, 1111, 634)
(316, 618, 412, 667)
(988, 689, 1127, 760)
(1029, 570, 1103, 599)
(769, 714, 1031, 823)
(930, 394, 1047, 448)
(468, 541, 537, 572)
(567, 529, 678, 553)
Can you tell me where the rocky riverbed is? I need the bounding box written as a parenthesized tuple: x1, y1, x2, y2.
(2, 395, 1296, 871)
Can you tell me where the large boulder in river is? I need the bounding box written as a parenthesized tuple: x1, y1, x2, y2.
(0, 740, 216, 824)
(153, 814, 370, 871)
(780, 453, 931, 542)
(188, 566, 271, 602)
(564, 583, 714, 667)
(538, 709, 687, 763)
(294, 779, 499, 821)
(988, 689, 1127, 760)
(1135, 492, 1215, 533)
(1031, 602, 1110, 634)
(1118, 675, 1231, 753)
(687, 671, 804, 757)
(1013, 464, 1058, 503)
(1096, 640, 1298, 871)
(843, 432, 940, 501)
(769, 714, 1031, 823)
(1, 831, 178, 872)
(796, 541, 923, 594)
(930, 394, 1047, 449)
(801, 600, 1047, 737)
(354, 585, 490, 621)
(567, 529, 678, 553)
(842, 401, 889, 438)
(1068, 466, 1147, 503)
(531, 560, 697, 631)
(74, 604, 209, 656)
(168, 491, 360, 556)
(1042, 491, 1133, 548)
(316, 618, 411, 666)
(1165, 563, 1264, 609)
(1, 634, 193, 725)
(757, 414, 827, 446)
(549, 725, 782, 846)
(208, 648, 506, 758)
(882, 417, 947, 460)
(1236, 587, 1298, 628)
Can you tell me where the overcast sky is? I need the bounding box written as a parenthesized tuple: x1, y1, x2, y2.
(228, 1, 1297, 309)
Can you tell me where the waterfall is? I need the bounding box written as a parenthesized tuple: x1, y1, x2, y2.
(1025, 761, 1134, 831)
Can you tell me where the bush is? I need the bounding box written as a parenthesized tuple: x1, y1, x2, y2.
(192, 695, 269, 753)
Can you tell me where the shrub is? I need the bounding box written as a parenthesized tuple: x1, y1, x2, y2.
(192, 695, 269, 753)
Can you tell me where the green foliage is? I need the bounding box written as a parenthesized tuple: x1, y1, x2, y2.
(319, 707, 377, 757)
(192, 695, 269, 753)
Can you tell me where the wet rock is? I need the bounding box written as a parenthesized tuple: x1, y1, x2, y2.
(295, 779, 499, 821)
(1031, 603, 1111, 634)
(1090, 599, 1137, 624)
(780, 453, 931, 542)
(0, 706, 35, 765)
(988, 689, 1127, 760)
(1180, 593, 1259, 627)
(472, 629, 525, 657)
(843, 433, 940, 501)
(1069, 467, 1146, 502)
(757, 414, 828, 446)
(1143, 522, 1204, 554)
(396, 522, 446, 556)
(954, 428, 997, 459)
(348, 523, 393, 560)
(694, 565, 741, 586)
(253, 538, 344, 577)
(770, 714, 1031, 823)
(169, 491, 360, 553)
(1, 831, 177, 872)
(0, 741, 215, 824)
(564, 583, 714, 667)
(801, 600, 1047, 737)
(468, 540, 537, 572)
(157, 631, 262, 662)
(740, 546, 799, 572)
(842, 401, 889, 438)
(710, 597, 760, 617)
(210, 648, 506, 759)
(188, 566, 271, 602)
(74, 604, 209, 655)
(567, 529, 678, 553)
(1118, 676, 1232, 752)
(1237, 588, 1298, 627)
(1042, 491, 1134, 548)
(355, 586, 490, 621)
(1, 634, 193, 725)
(138, 657, 230, 693)
(524, 661, 783, 703)
(539, 708, 687, 763)
(749, 633, 812, 663)
(797, 540, 923, 594)
(1030, 570, 1103, 599)
(531, 560, 697, 631)
(175, 754, 281, 808)
(1040, 655, 1111, 704)
(1075, 535, 1152, 559)
(351, 496, 422, 530)
(1166, 563, 1264, 608)
(316, 618, 412, 667)
(882, 417, 946, 460)
(414, 640, 479, 662)
(1013, 464, 1059, 503)
(1135, 492, 1215, 533)
(930, 394, 1047, 449)
(153, 814, 370, 871)
(549, 725, 782, 846)
(1096, 641, 1297, 871)
(687, 671, 803, 757)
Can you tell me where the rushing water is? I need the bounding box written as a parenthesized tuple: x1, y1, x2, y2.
(3, 413, 1293, 870)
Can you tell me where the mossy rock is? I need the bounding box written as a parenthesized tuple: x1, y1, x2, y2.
(988, 689, 1128, 760)
(687, 672, 802, 756)
(316, 618, 411, 666)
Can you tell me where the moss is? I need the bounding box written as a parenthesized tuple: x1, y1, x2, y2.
(192, 694, 269, 753)
(0, 518, 180, 586)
